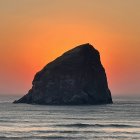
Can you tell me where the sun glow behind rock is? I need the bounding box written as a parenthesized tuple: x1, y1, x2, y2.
(0, 0, 140, 96)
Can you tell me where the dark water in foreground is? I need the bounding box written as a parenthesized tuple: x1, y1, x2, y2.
(0, 96, 139, 140)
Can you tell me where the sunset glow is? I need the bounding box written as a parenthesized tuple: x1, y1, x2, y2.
(0, 0, 140, 96)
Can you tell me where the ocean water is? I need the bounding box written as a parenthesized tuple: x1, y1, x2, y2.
(0, 96, 139, 140)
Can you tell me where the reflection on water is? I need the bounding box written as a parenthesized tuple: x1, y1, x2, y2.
(0, 96, 140, 140)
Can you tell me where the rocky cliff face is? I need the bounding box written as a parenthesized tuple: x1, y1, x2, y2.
(14, 43, 113, 105)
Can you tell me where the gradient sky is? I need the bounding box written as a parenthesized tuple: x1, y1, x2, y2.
(0, 0, 140, 96)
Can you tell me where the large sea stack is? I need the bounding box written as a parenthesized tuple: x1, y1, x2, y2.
(14, 43, 113, 105)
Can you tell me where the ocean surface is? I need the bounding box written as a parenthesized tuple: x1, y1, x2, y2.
(0, 96, 139, 140)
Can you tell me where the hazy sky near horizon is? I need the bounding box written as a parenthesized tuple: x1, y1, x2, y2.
(0, 0, 140, 96)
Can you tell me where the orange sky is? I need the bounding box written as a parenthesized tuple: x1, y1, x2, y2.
(0, 0, 140, 96)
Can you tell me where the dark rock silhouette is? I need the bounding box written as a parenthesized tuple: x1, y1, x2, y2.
(14, 43, 113, 105)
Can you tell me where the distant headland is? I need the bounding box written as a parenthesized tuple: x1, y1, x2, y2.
(14, 43, 113, 105)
